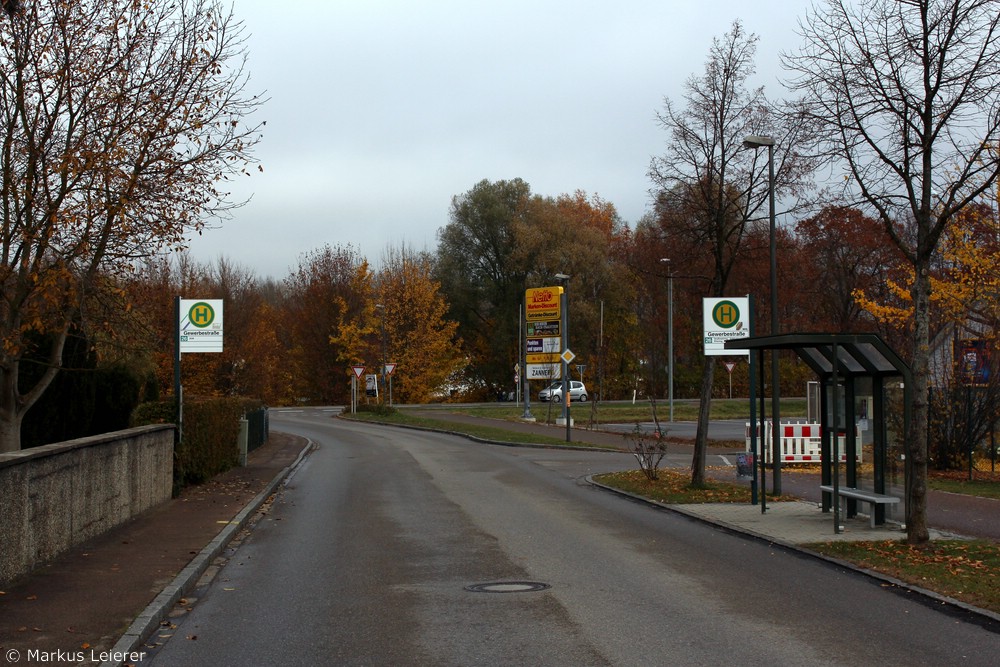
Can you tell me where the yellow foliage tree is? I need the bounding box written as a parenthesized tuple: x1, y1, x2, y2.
(854, 205, 1000, 332)
(374, 246, 462, 404)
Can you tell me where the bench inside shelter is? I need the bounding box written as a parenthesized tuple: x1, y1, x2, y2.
(819, 485, 900, 528)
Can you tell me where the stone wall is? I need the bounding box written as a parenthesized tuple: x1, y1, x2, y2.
(0, 425, 174, 586)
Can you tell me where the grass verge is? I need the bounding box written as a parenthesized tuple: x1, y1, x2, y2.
(592, 468, 799, 504)
(426, 398, 807, 424)
(928, 471, 1000, 500)
(342, 410, 611, 448)
(805, 539, 1000, 614)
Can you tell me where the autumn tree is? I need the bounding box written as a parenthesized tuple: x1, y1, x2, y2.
(373, 245, 462, 404)
(285, 245, 371, 404)
(649, 20, 811, 487)
(208, 258, 292, 404)
(785, 0, 1000, 544)
(0, 0, 262, 451)
(513, 191, 635, 404)
(435, 179, 531, 398)
(794, 206, 903, 333)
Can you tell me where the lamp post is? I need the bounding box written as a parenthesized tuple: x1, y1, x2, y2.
(743, 134, 781, 494)
(659, 258, 674, 422)
(555, 273, 571, 443)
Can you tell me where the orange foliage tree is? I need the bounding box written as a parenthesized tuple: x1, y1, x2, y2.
(0, 1, 262, 451)
(286, 245, 372, 405)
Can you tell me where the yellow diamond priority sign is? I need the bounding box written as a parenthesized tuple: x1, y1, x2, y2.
(561, 349, 576, 364)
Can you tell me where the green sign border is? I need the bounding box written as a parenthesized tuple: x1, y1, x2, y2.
(711, 300, 741, 329)
(187, 301, 216, 328)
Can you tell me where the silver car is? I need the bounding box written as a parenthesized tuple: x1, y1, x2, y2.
(538, 380, 588, 402)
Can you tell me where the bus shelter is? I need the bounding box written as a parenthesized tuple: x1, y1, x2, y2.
(726, 333, 912, 533)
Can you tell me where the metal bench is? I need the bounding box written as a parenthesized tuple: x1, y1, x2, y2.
(819, 485, 900, 528)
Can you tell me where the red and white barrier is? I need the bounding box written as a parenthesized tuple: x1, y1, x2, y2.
(745, 421, 862, 463)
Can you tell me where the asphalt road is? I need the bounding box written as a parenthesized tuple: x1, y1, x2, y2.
(138, 408, 999, 666)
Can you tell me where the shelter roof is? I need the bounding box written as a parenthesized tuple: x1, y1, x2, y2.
(725, 333, 910, 382)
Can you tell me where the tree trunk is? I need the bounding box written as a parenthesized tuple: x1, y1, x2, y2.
(906, 266, 932, 545)
(691, 356, 716, 487)
(0, 327, 66, 453)
(0, 370, 24, 453)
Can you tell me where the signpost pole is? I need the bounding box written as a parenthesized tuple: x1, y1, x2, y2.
(560, 282, 570, 443)
(521, 296, 534, 420)
(174, 296, 182, 445)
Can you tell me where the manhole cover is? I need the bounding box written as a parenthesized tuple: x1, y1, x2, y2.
(464, 581, 551, 593)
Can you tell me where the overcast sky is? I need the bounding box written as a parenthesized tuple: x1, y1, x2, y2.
(189, 0, 817, 279)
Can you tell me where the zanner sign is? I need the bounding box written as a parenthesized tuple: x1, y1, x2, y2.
(525, 286, 562, 321)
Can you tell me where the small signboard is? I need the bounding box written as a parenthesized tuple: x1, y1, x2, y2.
(736, 453, 754, 478)
(179, 299, 224, 353)
(703, 297, 750, 356)
(527, 364, 561, 380)
(527, 353, 561, 364)
(526, 337, 561, 354)
(526, 320, 560, 337)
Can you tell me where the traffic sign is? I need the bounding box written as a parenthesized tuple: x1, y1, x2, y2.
(703, 297, 750, 356)
(179, 299, 224, 353)
(384, 363, 397, 376)
(351, 365, 366, 379)
(561, 349, 576, 364)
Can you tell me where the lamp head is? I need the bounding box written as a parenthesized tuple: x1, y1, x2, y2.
(743, 135, 775, 149)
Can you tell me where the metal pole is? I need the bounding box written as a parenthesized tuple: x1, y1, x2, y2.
(748, 295, 758, 505)
(758, 348, 767, 513)
(767, 142, 782, 494)
(560, 281, 571, 442)
(522, 296, 534, 421)
(833, 342, 841, 534)
(668, 267, 674, 423)
(174, 296, 182, 445)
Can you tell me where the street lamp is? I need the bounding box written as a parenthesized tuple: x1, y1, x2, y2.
(554, 273, 571, 443)
(659, 258, 674, 422)
(743, 134, 781, 494)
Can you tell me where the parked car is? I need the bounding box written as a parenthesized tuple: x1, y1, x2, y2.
(538, 380, 588, 402)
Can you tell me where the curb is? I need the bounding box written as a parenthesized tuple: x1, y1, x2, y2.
(586, 475, 1000, 629)
(100, 440, 315, 667)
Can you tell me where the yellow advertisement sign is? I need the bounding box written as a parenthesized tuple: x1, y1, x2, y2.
(525, 286, 562, 321)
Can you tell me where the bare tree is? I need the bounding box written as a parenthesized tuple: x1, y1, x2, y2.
(784, 0, 1000, 545)
(649, 20, 810, 487)
(0, 1, 263, 451)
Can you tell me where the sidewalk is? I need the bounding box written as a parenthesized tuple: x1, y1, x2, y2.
(0, 432, 311, 667)
(1, 414, 996, 666)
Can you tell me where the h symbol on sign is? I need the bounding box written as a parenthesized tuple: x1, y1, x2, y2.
(191, 305, 212, 326)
